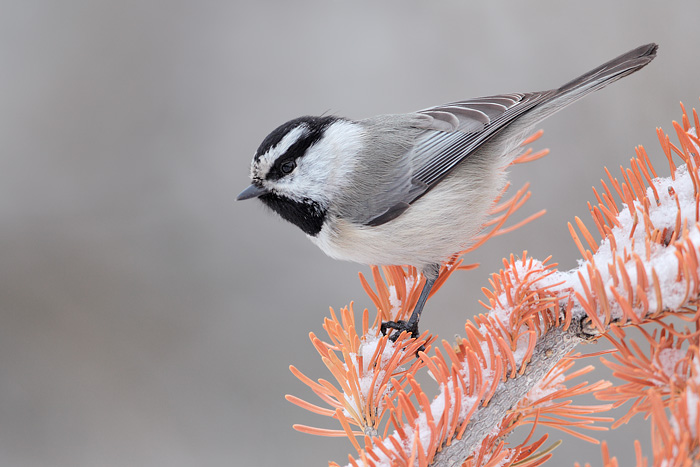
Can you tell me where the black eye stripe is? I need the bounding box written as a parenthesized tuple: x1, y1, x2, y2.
(255, 116, 338, 162)
(255, 116, 340, 181)
(280, 160, 296, 174)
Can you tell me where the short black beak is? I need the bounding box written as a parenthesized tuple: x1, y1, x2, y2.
(237, 184, 269, 201)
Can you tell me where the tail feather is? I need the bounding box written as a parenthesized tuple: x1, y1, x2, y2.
(555, 43, 658, 98)
(524, 43, 658, 123)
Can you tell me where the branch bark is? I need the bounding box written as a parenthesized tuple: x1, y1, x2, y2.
(432, 311, 592, 466)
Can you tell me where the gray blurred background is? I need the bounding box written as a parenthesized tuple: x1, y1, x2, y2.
(1, 1, 698, 466)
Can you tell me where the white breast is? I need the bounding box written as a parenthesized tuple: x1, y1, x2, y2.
(311, 145, 509, 271)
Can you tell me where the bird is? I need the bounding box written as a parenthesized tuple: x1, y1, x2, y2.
(237, 43, 658, 341)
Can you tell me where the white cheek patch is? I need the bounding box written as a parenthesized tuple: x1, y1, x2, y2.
(289, 121, 366, 202)
(251, 125, 308, 179)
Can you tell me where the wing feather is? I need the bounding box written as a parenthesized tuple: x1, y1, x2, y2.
(361, 92, 552, 226)
(360, 44, 658, 226)
(408, 92, 551, 193)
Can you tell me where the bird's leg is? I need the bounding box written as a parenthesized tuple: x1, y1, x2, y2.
(381, 264, 439, 343)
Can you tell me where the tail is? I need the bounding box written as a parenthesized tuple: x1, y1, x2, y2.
(553, 43, 658, 105)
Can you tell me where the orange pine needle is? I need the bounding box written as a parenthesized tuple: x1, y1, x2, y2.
(288, 106, 700, 467)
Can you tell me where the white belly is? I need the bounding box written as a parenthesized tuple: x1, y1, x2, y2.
(311, 151, 508, 271)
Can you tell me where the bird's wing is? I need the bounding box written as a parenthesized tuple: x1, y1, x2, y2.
(409, 92, 552, 194)
(362, 91, 552, 226)
(361, 43, 659, 226)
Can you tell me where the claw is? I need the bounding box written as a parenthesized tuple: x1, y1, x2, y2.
(381, 319, 419, 340)
(379, 265, 439, 357)
(380, 320, 425, 355)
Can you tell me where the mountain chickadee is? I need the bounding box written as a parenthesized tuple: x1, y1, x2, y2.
(238, 43, 657, 340)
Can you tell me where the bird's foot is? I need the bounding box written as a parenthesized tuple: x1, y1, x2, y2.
(380, 320, 425, 354)
(381, 319, 418, 340)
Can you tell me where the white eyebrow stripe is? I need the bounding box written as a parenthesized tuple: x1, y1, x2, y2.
(270, 125, 308, 159)
(254, 125, 308, 178)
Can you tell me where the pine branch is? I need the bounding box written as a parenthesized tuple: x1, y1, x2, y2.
(431, 323, 582, 467)
(288, 100, 700, 466)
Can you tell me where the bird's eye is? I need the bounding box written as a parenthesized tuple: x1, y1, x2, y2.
(280, 160, 296, 174)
